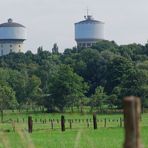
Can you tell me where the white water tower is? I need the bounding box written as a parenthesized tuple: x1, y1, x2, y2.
(75, 14, 104, 48)
(0, 18, 27, 56)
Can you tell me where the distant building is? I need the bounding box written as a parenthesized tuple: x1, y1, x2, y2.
(75, 14, 104, 48)
(0, 18, 26, 56)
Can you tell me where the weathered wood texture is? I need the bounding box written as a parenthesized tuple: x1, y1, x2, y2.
(123, 96, 143, 148)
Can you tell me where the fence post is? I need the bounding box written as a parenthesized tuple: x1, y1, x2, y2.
(69, 120, 72, 129)
(12, 121, 15, 132)
(51, 120, 54, 129)
(28, 116, 33, 133)
(87, 119, 89, 128)
(120, 117, 122, 127)
(123, 96, 143, 148)
(104, 118, 107, 128)
(61, 115, 65, 132)
(93, 113, 97, 129)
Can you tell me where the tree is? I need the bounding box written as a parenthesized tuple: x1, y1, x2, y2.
(107, 94, 117, 109)
(118, 43, 144, 60)
(120, 69, 147, 96)
(105, 56, 134, 93)
(0, 84, 17, 122)
(92, 40, 118, 52)
(0, 40, 148, 112)
(25, 75, 42, 110)
(120, 68, 148, 110)
(52, 43, 59, 54)
(90, 86, 107, 112)
(46, 64, 88, 112)
(74, 48, 106, 95)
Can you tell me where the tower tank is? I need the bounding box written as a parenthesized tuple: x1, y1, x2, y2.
(75, 14, 104, 48)
(0, 18, 27, 56)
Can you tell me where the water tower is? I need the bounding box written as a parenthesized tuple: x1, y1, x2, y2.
(0, 18, 26, 56)
(75, 13, 104, 48)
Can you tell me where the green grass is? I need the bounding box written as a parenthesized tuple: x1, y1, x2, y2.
(0, 112, 148, 148)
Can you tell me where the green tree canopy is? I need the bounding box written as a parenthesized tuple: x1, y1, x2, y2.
(0, 84, 17, 122)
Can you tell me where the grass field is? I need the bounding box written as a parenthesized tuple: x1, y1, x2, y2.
(0, 112, 148, 148)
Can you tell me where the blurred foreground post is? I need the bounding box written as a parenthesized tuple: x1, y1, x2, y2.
(61, 115, 65, 132)
(28, 116, 33, 133)
(123, 96, 143, 148)
(93, 113, 97, 129)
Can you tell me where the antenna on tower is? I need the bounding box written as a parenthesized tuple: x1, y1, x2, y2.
(84, 7, 89, 19)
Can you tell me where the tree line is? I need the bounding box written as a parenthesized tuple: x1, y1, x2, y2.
(0, 40, 148, 118)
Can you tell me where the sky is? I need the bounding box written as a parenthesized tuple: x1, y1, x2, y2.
(0, 0, 148, 53)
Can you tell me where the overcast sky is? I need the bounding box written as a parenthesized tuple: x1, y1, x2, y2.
(0, 0, 148, 53)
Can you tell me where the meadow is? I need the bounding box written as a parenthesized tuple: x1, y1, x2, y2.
(0, 112, 148, 148)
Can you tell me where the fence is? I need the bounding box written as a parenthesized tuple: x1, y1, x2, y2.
(6, 117, 124, 129)
(0, 96, 144, 148)
(28, 96, 143, 148)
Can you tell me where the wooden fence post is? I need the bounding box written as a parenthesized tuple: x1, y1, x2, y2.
(12, 121, 15, 132)
(87, 119, 89, 128)
(69, 120, 72, 129)
(120, 117, 122, 127)
(123, 96, 143, 148)
(104, 118, 107, 128)
(51, 120, 54, 129)
(61, 115, 65, 132)
(93, 113, 97, 129)
(28, 116, 33, 133)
